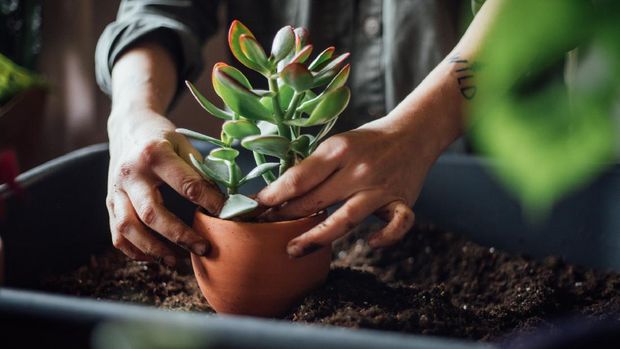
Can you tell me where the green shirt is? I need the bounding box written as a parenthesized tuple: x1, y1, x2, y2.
(96, 0, 467, 133)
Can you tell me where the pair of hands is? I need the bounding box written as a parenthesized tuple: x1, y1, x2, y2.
(107, 109, 430, 265)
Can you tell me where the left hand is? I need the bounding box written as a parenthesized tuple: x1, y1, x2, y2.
(257, 119, 437, 258)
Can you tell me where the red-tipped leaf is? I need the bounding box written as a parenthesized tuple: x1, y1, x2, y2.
(228, 20, 264, 72)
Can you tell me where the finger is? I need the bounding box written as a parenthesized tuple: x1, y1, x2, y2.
(108, 198, 151, 262)
(124, 180, 210, 256)
(263, 172, 349, 221)
(286, 190, 386, 258)
(150, 139, 225, 215)
(113, 235, 152, 262)
(108, 192, 149, 261)
(368, 201, 415, 248)
(111, 191, 178, 266)
(256, 145, 341, 207)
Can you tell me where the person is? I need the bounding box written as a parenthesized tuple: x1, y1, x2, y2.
(96, 0, 501, 266)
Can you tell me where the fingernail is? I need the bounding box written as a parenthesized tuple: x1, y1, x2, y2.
(192, 242, 209, 256)
(287, 242, 323, 259)
(164, 255, 177, 267)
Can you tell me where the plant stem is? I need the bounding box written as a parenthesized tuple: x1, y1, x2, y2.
(285, 92, 304, 139)
(268, 76, 293, 174)
(284, 92, 304, 120)
(227, 162, 239, 194)
(253, 151, 276, 184)
(268, 78, 284, 118)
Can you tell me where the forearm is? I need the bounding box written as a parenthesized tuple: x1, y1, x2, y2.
(381, 0, 506, 160)
(108, 42, 178, 130)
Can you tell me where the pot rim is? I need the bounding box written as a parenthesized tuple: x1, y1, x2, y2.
(195, 208, 326, 227)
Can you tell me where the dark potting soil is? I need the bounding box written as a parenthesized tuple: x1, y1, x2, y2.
(41, 223, 620, 341)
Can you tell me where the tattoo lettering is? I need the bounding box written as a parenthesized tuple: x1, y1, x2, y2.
(448, 54, 477, 100)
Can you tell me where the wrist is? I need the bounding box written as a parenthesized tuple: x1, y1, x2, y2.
(384, 61, 465, 162)
(109, 42, 178, 120)
(108, 103, 153, 134)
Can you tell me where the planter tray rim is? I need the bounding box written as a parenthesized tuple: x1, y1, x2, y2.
(0, 287, 494, 349)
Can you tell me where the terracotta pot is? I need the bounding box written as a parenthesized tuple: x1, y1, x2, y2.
(191, 210, 330, 317)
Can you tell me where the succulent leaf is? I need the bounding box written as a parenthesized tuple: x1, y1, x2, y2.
(223, 119, 261, 139)
(189, 153, 210, 178)
(296, 64, 350, 114)
(251, 89, 275, 97)
(220, 129, 233, 146)
(239, 34, 271, 74)
(219, 194, 259, 219)
(276, 82, 295, 110)
(176, 128, 227, 147)
(228, 20, 264, 72)
(289, 45, 313, 64)
(256, 120, 279, 135)
(241, 134, 291, 159)
(259, 96, 274, 114)
(304, 89, 317, 100)
(308, 47, 335, 71)
(317, 52, 350, 74)
(312, 118, 338, 148)
(290, 134, 314, 157)
(325, 64, 351, 92)
(285, 86, 350, 127)
(240, 162, 280, 185)
(280, 63, 314, 92)
(209, 147, 240, 161)
(311, 70, 338, 88)
(271, 25, 295, 61)
(214, 63, 252, 89)
(294, 27, 310, 52)
(212, 66, 273, 121)
(296, 94, 321, 114)
(185, 81, 234, 120)
(189, 153, 230, 186)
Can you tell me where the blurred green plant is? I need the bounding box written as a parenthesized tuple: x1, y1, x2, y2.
(471, 0, 620, 215)
(93, 321, 210, 349)
(0, 52, 44, 106)
(177, 20, 350, 219)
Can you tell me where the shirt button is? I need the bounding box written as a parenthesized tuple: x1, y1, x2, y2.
(363, 16, 381, 38)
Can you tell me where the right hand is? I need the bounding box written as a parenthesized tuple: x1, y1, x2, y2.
(106, 107, 225, 267)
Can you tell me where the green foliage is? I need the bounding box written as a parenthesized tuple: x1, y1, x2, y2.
(179, 21, 350, 219)
(219, 194, 259, 220)
(471, 0, 620, 214)
(0, 52, 44, 106)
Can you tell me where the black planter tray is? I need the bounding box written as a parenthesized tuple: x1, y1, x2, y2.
(1, 143, 619, 348)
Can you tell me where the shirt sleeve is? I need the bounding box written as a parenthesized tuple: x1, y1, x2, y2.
(95, 0, 220, 96)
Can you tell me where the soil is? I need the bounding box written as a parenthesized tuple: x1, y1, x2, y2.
(41, 223, 620, 341)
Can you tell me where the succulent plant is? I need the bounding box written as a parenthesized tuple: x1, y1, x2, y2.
(177, 20, 350, 219)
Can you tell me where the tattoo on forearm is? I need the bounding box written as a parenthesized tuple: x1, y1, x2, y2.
(448, 54, 478, 100)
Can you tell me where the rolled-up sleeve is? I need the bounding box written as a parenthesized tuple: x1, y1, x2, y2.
(95, 0, 220, 95)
